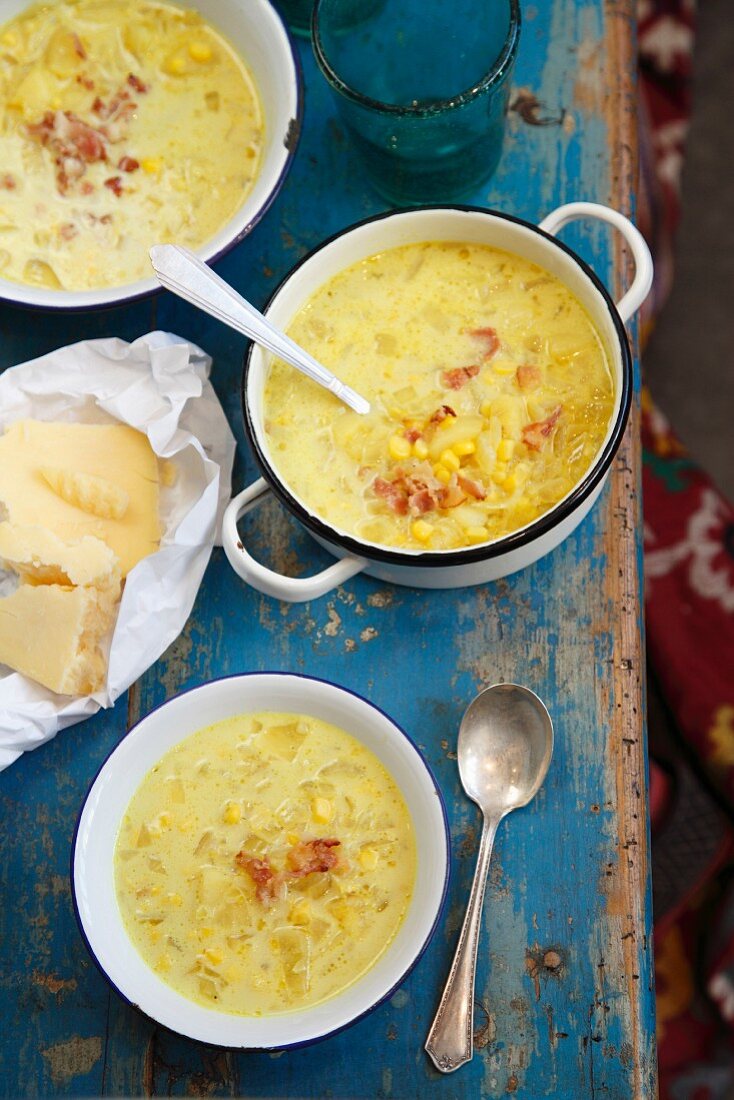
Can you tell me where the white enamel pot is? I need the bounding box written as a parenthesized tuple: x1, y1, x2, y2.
(0, 0, 302, 310)
(223, 202, 653, 602)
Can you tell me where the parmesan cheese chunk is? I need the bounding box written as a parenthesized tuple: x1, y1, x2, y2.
(0, 522, 120, 595)
(0, 582, 116, 695)
(0, 420, 161, 577)
(0, 523, 121, 694)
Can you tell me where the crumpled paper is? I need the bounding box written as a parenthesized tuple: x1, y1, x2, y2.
(0, 331, 236, 770)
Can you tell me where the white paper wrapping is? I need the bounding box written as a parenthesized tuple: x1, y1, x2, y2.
(0, 331, 236, 770)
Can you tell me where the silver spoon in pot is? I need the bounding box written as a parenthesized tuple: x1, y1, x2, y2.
(149, 244, 370, 415)
(425, 683, 554, 1073)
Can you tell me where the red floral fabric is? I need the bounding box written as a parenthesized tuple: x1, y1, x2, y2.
(637, 2, 734, 1096)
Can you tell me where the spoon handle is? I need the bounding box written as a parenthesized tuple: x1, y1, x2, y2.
(149, 244, 370, 415)
(425, 813, 499, 1073)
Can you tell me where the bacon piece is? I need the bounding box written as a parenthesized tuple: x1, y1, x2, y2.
(457, 474, 487, 500)
(522, 405, 562, 451)
(287, 838, 341, 877)
(468, 326, 500, 360)
(104, 175, 123, 196)
(117, 155, 139, 172)
(59, 222, 78, 241)
(438, 483, 467, 509)
(373, 475, 409, 516)
(441, 364, 480, 391)
(407, 487, 435, 515)
(429, 404, 456, 425)
(516, 364, 541, 390)
(80, 180, 94, 195)
(101, 102, 137, 143)
(72, 33, 86, 59)
(26, 110, 108, 193)
(127, 72, 149, 94)
(403, 427, 422, 443)
(235, 851, 280, 904)
(75, 73, 95, 90)
(0, 173, 16, 190)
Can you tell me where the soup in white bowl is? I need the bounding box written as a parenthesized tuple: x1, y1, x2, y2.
(73, 673, 449, 1047)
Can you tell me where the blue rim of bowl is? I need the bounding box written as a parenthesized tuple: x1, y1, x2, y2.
(0, 0, 304, 314)
(241, 203, 634, 569)
(70, 670, 452, 1051)
(312, 0, 520, 117)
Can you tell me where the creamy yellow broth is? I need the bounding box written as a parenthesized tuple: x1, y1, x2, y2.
(114, 712, 416, 1016)
(264, 242, 615, 551)
(0, 0, 263, 290)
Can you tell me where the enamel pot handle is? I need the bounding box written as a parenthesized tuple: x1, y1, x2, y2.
(539, 202, 653, 324)
(222, 478, 367, 602)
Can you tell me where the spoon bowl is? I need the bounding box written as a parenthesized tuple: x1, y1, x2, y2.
(458, 683, 553, 817)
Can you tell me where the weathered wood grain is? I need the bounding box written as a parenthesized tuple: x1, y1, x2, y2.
(0, 2, 656, 1096)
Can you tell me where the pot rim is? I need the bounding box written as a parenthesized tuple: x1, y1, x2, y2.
(241, 204, 633, 568)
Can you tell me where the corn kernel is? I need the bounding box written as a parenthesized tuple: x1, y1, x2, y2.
(480, 400, 493, 418)
(440, 449, 461, 472)
(497, 439, 515, 462)
(490, 464, 508, 485)
(289, 899, 311, 926)
(502, 473, 518, 492)
(412, 437, 429, 460)
(465, 526, 489, 544)
(286, 831, 300, 845)
(359, 847, 379, 870)
(437, 413, 456, 430)
(311, 797, 332, 824)
(411, 519, 434, 543)
(158, 812, 171, 829)
(141, 157, 162, 175)
(164, 54, 187, 74)
(223, 801, 241, 825)
(166, 892, 183, 907)
(388, 434, 412, 460)
(492, 357, 517, 375)
(188, 41, 213, 61)
(155, 953, 172, 973)
(452, 440, 476, 457)
(433, 464, 451, 484)
(204, 946, 223, 965)
(200, 927, 214, 939)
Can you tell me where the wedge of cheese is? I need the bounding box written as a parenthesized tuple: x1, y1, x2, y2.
(0, 582, 116, 695)
(0, 522, 120, 589)
(0, 420, 161, 577)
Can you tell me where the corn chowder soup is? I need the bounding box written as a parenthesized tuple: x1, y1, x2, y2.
(263, 242, 615, 551)
(0, 0, 263, 290)
(114, 712, 417, 1016)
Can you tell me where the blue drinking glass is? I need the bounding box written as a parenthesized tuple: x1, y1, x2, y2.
(312, 0, 521, 206)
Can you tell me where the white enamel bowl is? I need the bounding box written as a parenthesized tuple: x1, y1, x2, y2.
(223, 201, 653, 601)
(0, 0, 301, 310)
(72, 673, 450, 1049)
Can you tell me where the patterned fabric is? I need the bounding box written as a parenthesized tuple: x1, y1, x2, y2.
(637, 2, 734, 1096)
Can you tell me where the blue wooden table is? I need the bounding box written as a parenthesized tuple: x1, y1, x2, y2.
(0, 2, 657, 1096)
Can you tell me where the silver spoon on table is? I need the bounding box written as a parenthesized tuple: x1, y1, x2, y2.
(149, 244, 370, 415)
(425, 682, 553, 1073)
